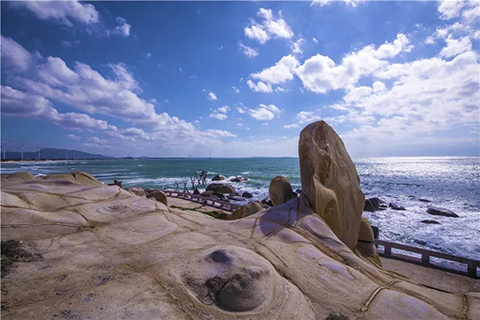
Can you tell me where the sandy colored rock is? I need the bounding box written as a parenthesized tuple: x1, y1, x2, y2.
(147, 190, 168, 206)
(1, 172, 36, 181)
(231, 201, 264, 219)
(127, 186, 147, 197)
(269, 176, 294, 206)
(206, 183, 236, 194)
(299, 121, 365, 250)
(358, 217, 375, 243)
(2, 172, 478, 318)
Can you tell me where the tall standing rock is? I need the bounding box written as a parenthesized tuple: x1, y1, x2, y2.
(299, 121, 365, 250)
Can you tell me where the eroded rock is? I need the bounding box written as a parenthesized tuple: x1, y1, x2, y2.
(269, 176, 294, 206)
(146, 190, 168, 206)
(299, 121, 364, 250)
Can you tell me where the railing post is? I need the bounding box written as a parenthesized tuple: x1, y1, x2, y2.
(384, 243, 391, 256)
(422, 252, 430, 264)
(467, 262, 477, 278)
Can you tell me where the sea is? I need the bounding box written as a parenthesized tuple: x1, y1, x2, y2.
(2, 157, 479, 266)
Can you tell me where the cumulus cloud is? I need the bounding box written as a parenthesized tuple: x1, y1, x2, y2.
(284, 111, 322, 128)
(437, 0, 464, 20)
(238, 42, 258, 58)
(10, 0, 99, 26)
(295, 33, 412, 93)
(439, 36, 472, 58)
(9, 1, 131, 37)
(110, 17, 131, 37)
(244, 8, 294, 44)
(290, 38, 306, 56)
(330, 51, 479, 153)
(1, 36, 237, 153)
(246, 80, 273, 93)
(248, 104, 280, 120)
(232, 86, 240, 93)
(251, 55, 299, 84)
(208, 92, 218, 100)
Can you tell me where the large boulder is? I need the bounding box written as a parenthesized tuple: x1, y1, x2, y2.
(231, 201, 264, 220)
(126, 186, 146, 197)
(206, 183, 236, 194)
(212, 175, 226, 181)
(364, 197, 381, 212)
(146, 190, 168, 206)
(427, 206, 459, 218)
(268, 176, 294, 206)
(299, 121, 365, 250)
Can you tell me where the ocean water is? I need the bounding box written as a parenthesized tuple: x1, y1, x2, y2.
(1, 157, 479, 262)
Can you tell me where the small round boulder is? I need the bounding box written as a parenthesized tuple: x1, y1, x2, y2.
(269, 176, 294, 206)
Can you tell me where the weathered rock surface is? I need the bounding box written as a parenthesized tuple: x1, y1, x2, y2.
(206, 183, 236, 194)
(231, 201, 264, 220)
(212, 174, 226, 181)
(299, 121, 365, 250)
(126, 186, 147, 197)
(421, 219, 441, 224)
(1, 171, 477, 319)
(389, 202, 406, 211)
(146, 190, 168, 206)
(242, 191, 253, 199)
(427, 206, 459, 218)
(269, 176, 295, 206)
(364, 197, 381, 212)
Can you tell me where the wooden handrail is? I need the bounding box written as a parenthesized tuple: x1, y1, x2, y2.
(163, 190, 242, 212)
(375, 239, 479, 278)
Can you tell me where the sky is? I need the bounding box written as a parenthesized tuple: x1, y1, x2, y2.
(1, 0, 479, 158)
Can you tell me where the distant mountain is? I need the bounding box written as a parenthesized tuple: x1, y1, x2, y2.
(4, 148, 113, 160)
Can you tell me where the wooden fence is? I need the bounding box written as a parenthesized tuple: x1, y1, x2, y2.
(375, 239, 479, 278)
(163, 190, 242, 212)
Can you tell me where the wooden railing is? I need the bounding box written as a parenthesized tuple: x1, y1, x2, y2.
(375, 239, 479, 278)
(163, 191, 242, 212)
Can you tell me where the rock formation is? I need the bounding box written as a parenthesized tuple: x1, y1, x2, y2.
(268, 176, 295, 206)
(126, 186, 147, 197)
(206, 183, 236, 194)
(2, 122, 479, 319)
(298, 121, 365, 250)
(231, 201, 263, 220)
(146, 190, 168, 206)
(427, 206, 459, 218)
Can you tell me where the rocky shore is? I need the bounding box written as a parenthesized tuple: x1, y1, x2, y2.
(1, 121, 479, 319)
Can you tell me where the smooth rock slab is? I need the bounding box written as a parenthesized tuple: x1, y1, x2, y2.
(1, 172, 478, 320)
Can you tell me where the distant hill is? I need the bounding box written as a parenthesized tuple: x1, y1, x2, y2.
(4, 148, 113, 160)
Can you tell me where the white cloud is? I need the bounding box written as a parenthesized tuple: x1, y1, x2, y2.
(424, 36, 436, 45)
(209, 112, 227, 120)
(238, 42, 258, 58)
(67, 134, 81, 140)
(246, 80, 273, 93)
(217, 105, 230, 113)
(232, 86, 240, 93)
(237, 107, 246, 114)
(295, 33, 412, 93)
(10, 0, 99, 26)
(275, 87, 285, 92)
(244, 8, 294, 44)
(439, 36, 472, 58)
(1, 36, 34, 71)
(208, 92, 218, 100)
(248, 104, 280, 120)
(326, 51, 479, 154)
(284, 110, 322, 128)
(250, 55, 299, 84)
(312, 37, 318, 44)
(310, 0, 332, 7)
(244, 24, 270, 44)
(1, 85, 115, 132)
(290, 38, 306, 56)
(111, 17, 131, 37)
(438, 0, 464, 20)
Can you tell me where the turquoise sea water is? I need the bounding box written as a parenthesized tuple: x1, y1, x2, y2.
(2, 156, 479, 263)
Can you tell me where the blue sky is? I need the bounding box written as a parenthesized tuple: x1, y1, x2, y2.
(1, 0, 479, 157)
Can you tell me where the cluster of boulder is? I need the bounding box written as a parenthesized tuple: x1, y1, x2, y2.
(363, 196, 459, 224)
(211, 174, 250, 183)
